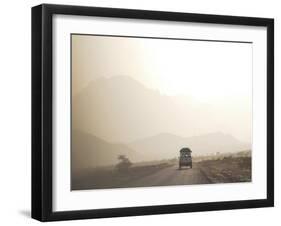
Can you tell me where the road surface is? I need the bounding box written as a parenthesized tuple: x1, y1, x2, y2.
(72, 163, 212, 190)
(124, 164, 211, 188)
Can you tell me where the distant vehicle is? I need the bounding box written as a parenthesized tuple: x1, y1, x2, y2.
(179, 147, 192, 169)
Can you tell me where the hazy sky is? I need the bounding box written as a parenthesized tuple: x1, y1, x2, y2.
(72, 34, 252, 143)
(72, 35, 252, 101)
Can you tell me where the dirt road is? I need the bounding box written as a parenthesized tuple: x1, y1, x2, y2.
(124, 164, 211, 188)
(72, 163, 212, 190)
(73, 155, 253, 190)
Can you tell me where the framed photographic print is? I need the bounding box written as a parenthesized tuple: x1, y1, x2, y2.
(32, 4, 274, 221)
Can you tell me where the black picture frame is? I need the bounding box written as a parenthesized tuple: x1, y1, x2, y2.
(32, 3, 274, 222)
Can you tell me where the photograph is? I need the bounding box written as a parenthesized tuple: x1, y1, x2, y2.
(71, 34, 252, 190)
(31, 3, 273, 221)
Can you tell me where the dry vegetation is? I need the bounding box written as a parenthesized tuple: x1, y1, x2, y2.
(197, 151, 251, 183)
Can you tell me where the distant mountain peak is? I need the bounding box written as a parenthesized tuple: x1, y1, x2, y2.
(73, 75, 251, 146)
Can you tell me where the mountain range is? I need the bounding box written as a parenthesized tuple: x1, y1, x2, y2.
(128, 132, 250, 160)
(72, 76, 250, 143)
(72, 130, 250, 170)
(72, 76, 251, 169)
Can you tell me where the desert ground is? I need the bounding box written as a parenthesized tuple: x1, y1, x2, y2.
(72, 151, 251, 190)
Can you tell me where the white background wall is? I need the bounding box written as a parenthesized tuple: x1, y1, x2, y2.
(0, 0, 278, 225)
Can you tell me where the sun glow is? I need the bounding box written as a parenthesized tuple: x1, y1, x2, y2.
(72, 34, 252, 143)
(72, 35, 252, 103)
(137, 39, 252, 102)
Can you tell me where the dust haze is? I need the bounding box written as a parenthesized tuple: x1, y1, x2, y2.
(71, 34, 252, 190)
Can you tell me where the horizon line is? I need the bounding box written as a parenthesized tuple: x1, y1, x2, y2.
(73, 129, 251, 145)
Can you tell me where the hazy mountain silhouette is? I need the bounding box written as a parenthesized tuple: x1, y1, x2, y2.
(72, 130, 250, 169)
(129, 132, 250, 160)
(72, 130, 140, 170)
(72, 76, 238, 143)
